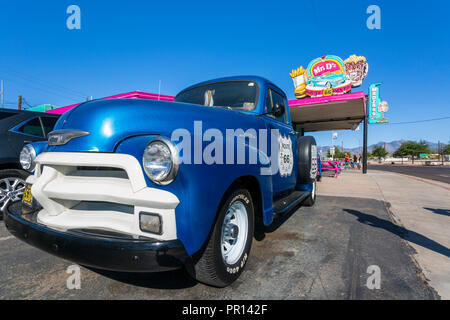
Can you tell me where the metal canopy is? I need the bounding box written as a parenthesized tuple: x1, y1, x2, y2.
(288, 91, 368, 174)
(288, 92, 366, 132)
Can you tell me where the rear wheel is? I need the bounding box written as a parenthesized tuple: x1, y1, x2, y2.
(0, 169, 28, 216)
(302, 180, 316, 207)
(297, 136, 318, 184)
(188, 185, 254, 287)
(297, 136, 317, 207)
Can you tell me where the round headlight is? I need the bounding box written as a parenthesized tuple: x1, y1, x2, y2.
(143, 137, 179, 185)
(20, 144, 37, 172)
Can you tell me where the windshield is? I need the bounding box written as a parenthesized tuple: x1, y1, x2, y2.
(174, 81, 258, 111)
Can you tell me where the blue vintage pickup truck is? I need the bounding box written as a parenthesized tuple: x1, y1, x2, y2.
(5, 76, 318, 287)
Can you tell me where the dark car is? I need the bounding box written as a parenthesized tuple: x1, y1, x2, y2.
(0, 109, 60, 214)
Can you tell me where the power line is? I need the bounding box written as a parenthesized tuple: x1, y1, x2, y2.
(0, 68, 89, 98)
(386, 116, 450, 125)
(3, 76, 83, 101)
(0, 80, 4, 107)
(0, 71, 88, 103)
(1, 77, 82, 103)
(22, 98, 34, 107)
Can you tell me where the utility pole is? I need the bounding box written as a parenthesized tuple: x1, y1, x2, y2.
(0, 80, 4, 107)
(331, 132, 334, 160)
(363, 115, 368, 174)
(18, 95, 22, 110)
(158, 80, 161, 100)
(330, 138, 333, 160)
(358, 137, 361, 155)
(438, 141, 440, 165)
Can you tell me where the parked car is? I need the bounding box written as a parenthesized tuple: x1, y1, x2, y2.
(308, 74, 347, 88)
(0, 109, 59, 215)
(5, 76, 318, 287)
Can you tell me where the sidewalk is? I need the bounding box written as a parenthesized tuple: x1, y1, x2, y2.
(317, 170, 450, 299)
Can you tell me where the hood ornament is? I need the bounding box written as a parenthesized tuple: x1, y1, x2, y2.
(48, 129, 90, 146)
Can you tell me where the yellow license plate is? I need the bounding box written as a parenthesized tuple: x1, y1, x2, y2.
(323, 88, 333, 96)
(22, 184, 33, 208)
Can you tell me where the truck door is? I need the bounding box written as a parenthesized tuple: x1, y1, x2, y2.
(262, 88, 298, 196)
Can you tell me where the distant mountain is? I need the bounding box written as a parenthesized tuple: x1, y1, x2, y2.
(318, 140, 441, 155)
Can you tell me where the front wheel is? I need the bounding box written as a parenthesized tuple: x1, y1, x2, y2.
(188, 185, 254, 287)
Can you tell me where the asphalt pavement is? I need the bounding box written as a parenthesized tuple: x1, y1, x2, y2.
(0, 195, 438, 299)
(368, 164, 450, 184)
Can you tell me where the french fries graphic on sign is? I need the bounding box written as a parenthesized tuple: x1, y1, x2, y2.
(289, 66, 308, 99)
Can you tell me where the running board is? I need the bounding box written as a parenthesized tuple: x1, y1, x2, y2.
(273, 190, 310, 215)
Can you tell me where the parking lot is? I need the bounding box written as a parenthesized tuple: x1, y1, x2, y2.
(1, 171, 442, 299)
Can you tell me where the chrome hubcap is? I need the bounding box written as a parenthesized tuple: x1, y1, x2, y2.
(221, 200, 248, 265)
(230, 225, 239, 239)
(0, 177, 26, 213)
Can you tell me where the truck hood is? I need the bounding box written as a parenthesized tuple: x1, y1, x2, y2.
(48, 98, 261, 152)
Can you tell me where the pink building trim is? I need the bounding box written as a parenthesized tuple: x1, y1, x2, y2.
(288, 91, 366, 110)
(46, 91, 175, 114)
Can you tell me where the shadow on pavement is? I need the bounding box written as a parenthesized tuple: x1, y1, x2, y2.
(343, 209, 450, 259)
(87, 200, 305, 287)
(84, 266, 198, 289)
(423, 207, 450, 217)
(254, 202, 302, 241)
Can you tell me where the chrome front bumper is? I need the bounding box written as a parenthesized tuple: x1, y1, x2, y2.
(28, 152, 179, 241)
(5, 202, 187, 272)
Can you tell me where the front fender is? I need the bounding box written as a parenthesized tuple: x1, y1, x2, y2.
(30, 141, 49, 156)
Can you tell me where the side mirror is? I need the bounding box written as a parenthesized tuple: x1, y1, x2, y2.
(273, 103, 285, 118)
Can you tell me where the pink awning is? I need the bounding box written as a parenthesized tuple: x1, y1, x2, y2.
(288, 91, 366, 132)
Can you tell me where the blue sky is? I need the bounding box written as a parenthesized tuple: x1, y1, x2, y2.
(1, 0, 449, 148)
